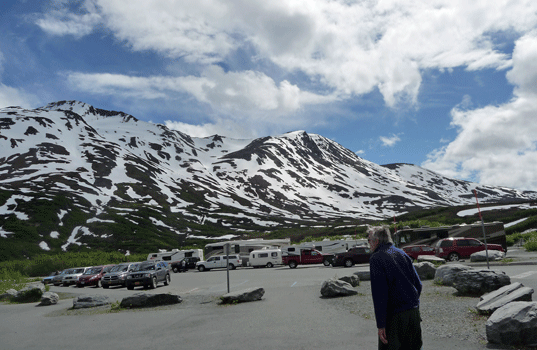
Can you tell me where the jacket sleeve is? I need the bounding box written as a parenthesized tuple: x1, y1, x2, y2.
(370, 256, 389, 329)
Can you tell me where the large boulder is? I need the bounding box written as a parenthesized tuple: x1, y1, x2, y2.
(434, 264, 473, 286)
(38, 292, 59, 306)
(220, 287, 264, 304)
(470, 250, 505, 262)
(120, 293, 182, 308)
(353, 270, 370, 281)
(452, 269, 511, 295)
(0, 289, 17, 301)
(413, 262, 436, 280)
(486, 301, 537, 346)
(339, 275, 359, 287)
(320, 279, 358, 298)
(477, 282, 533, 315)
(13, 283, 45, 303)
(73, 295, 111, 309)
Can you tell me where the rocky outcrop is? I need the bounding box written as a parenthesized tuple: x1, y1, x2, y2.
(413, 262, 436, 280)
(476, 282, 534, 315)
(452, 269, 510, 295)
(486, 301, 537, 346)
(120, 293, 182, 308)
(38, 292, 59, 306)
(73, 295, 111, 309)
(470, 250, 505, 262)
(320, 279, 358, 298)
(434, 264, 473, 286)
(353, 270, 370, 281)
(220, 287, 265, 304)
(339, 275, 360, 287)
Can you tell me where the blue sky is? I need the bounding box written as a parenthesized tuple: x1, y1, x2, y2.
(1, 0, 537, 191)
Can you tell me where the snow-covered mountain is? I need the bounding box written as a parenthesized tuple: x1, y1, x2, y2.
(1, 101, 535, 258)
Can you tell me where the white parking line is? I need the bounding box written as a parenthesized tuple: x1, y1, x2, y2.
(512, 271, 537, 279)
(291, 281, 297, 287)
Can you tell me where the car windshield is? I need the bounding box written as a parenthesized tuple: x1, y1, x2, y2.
(84, 267, 101, 275)
(133, 263, 155, 271)
(73, 268, 85, 274)
(110, 265, 127, 272)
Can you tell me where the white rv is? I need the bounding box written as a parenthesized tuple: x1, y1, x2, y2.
(147, 249, 203, 263)
(204, 238, 290, 266)
(248, 248, 282, 268)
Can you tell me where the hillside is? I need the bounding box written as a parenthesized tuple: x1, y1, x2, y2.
(1, 100, 536, 260)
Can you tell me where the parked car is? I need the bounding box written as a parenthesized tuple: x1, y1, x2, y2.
(434, 237, 504, 261)
(196, 255, 242, 272)
(282, 248, 333, 268)
(101, 262, 141, 288)
(52, 269, 72, 286)
(62, 267, 89, 286)
(42, 271, 60, 285)
(170, 257, 200, 273)
(126, 261, 170, 290)
(402, 245, 436, 261)
(76, 264, 115, 288)
(332, 246, 371, 267)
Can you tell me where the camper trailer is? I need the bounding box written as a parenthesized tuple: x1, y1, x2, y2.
(204, 238, 290, 266)
(147, 249, 203, 263)
(248, 248, 282, 268)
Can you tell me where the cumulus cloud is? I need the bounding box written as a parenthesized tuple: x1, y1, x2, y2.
(37, 0, 537, 109)
(423, 32, 537, 191)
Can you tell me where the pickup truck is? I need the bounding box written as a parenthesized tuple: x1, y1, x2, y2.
(282, 249, 333, 268)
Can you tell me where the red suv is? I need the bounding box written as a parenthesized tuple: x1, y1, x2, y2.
(434, 238, 504, 261)
(402, 245, 435, 261)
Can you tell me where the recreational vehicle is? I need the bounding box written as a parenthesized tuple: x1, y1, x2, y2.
(248, 248, 282, 268)
(147, 249, 204, 263)
(204, 238, 290, 266)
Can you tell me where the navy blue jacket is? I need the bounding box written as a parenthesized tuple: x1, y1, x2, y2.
(369, 243, 422, 329)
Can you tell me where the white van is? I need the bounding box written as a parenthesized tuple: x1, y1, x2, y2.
(248, 248, 282, 268)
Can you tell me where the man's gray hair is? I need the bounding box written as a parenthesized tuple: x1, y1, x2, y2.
(368, 226, 393, 245)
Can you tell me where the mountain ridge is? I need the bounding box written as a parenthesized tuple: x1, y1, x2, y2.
(1, 100, 535, 259)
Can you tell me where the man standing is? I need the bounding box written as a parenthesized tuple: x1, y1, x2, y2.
(369, 226, 423, 350)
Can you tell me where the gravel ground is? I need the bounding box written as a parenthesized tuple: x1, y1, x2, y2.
(322, 279, 489, 346)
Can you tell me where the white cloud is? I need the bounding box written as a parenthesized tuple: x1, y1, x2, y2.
(380, 134, 401, 147)
(0, 84, 40, 109)
(423, 32, 537, 191)
(37, 0, 537, 109)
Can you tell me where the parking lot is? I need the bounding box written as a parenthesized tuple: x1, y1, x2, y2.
(0, 263, 499, 350)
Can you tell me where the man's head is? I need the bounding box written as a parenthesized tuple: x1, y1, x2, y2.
(368, 226, 393, 251)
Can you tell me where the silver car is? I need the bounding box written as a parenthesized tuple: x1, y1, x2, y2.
(61, 267, 89, 286)
(52, 268, 73, 286)
(101, 262, 140, 288)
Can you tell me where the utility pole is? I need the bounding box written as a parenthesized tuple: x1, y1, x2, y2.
(473, 189, 490, 269)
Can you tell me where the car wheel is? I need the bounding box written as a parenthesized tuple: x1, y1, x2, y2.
(448, 252, 460, 261)
(151, 276, 158, 289)
(289, 260, 297, 269)
(198, 265, 205, 272)
(173, 267, 179, 273)
(323, 259, 331, 267)
(229, 264, 235, 270)
(127, 285, 134, 290)
(266, 262, 273, 268)
(344, 259, 354, 268)
(164, 274, 170, 286)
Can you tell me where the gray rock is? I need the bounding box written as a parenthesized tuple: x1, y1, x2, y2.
(452, 269, 511, 295)
(0, 289, 17, 300)
(470, 250, 505, 262)
(73, 295, 111, 309)
(353, 270, 370, 281)
(434, 264, 473, 286)
(413, 262, 436, 280)
(220, 287, 265, 304)
(339, 275, 359, 287)
(120, 293, 182, 308)
(416, 255, 445, 264)
(486, 301, 537, 346)
(476, 282, 533, 315)
(320, 279, 358, 298)
(39, 292, 59, 306)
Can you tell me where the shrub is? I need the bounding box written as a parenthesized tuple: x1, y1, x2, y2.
(12, 288, 43, 303)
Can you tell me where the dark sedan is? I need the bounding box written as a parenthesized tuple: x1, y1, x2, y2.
(332, 246, 371, 267)
(126, 261, 170, 290)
